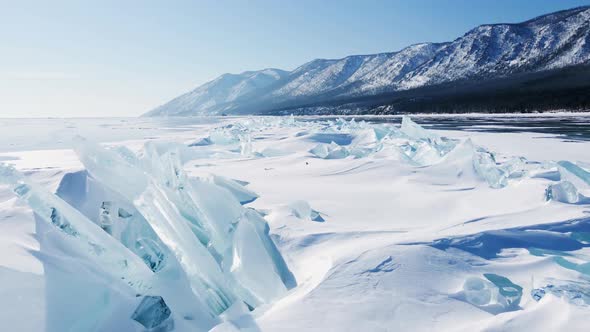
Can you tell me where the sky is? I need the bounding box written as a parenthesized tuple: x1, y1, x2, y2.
(1, 0, 589, 118)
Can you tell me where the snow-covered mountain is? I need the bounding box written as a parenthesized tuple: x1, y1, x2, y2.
(399, 6, 590, 89)
(268, 43, 445, 98)
(147, 6, 590, 116)
(144, 69, 289, 116)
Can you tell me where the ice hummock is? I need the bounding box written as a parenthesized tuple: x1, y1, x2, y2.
(304, 116, 570, 192)
(0, 136, 295, 331)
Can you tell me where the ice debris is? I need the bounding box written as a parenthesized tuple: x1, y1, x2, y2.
(289, 200, 325, 222)
(484, 273, 523, 307)
(397, 116, 457, 165)
(461, 274, 522, 313)
(196, 116, 582, 196)
(310, 142, 350, 159)
(309, 117, 546, 189)
(545, 181, 590, 204)
(532, 281, 590, 306)
(472, 149, 528, 189)
(209, 175, 259, 205)
(200, 116, 303, 149)
(463, 277, 495, 306)
(400, 115, 437, 141)
(132, 296, 172, 330)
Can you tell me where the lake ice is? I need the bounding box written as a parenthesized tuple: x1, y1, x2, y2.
(0, 114, 589, 331)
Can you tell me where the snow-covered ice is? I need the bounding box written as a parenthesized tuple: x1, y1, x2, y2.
(0, 115, 589, 331)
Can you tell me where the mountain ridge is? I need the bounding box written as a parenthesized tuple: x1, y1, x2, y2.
(146, 6, 590, 116)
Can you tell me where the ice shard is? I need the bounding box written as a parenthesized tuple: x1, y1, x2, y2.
(463, 277, 493, 306)
(483, 273, 522, 307)
(0, 164, 154, 293)
(239, 209, 297, 290)
(289, 200, 312, 220)
(56, 170, 171, 274)
(396, 116, 458, 166)
(309, 142, 350, 159)
(74, 138, 238, 315)
(310, 209, 325, 222)
(545, 181, 588, 204)
(400, 115, 438, 141)
(34, 210, 146, 332)
(461, 274, 522, 313)
(228, 214, 288, 306)
(471, 148, 528, 189)
(210, 175, 259, 205)
(558, 160, 590, 189)
(4, 126, 296, 330)
(0, 164, 169, 331)
(76, 139, 234, 314)
(399, 140, 444, 166)
(72, 136, 294, 317)
(98, 201, 114, 235)
(472, 149, 509, 189)
(240, 133, 253, 157)
(53, 170, 217, 330)
(139, 143, 295, 303)
(288, 200, 325, 222)
(131, 296, 172, 330)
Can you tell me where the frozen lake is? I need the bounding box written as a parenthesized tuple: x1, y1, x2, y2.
(1, 114, 589, 153)
(0, 114, 589, 331)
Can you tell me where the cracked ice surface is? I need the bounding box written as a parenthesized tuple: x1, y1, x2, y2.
(1, 115, 590, 331)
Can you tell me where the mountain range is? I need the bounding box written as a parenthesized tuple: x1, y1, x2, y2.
(145, 6, 590, 116)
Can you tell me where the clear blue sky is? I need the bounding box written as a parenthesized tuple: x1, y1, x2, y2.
(1, 0, 589, 117)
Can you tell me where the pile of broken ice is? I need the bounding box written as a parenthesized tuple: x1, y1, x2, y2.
(189, 116, 300, 158)
(306, 116, 590, 199)
(184, 115, 590, 201)
(0, 138, 295, 331)
(304, 116, 590, 309)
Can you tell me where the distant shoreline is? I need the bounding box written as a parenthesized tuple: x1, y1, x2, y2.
(296, 111, 590, 118)
(3, 110, 590, 121)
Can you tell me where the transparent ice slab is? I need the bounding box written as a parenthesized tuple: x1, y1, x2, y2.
(72, 136, 294, 317)
(461, 274, 522, 313)
(545, 181, 590, 204)
(0, 164, 154, 293)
